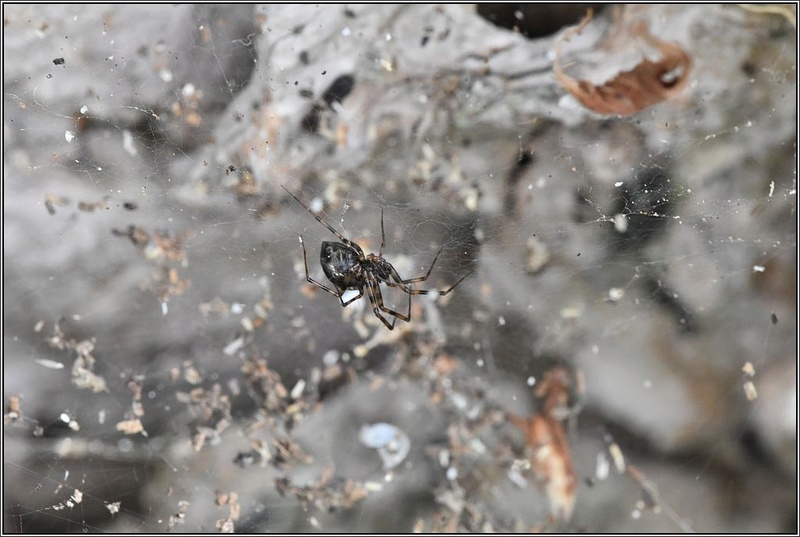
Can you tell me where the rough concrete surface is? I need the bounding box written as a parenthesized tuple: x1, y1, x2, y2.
(3, 4, 796, 533)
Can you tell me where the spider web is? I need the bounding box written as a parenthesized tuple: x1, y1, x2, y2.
(3, 4, 797, 533)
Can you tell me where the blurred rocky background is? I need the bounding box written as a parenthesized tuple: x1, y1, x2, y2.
(3, 4, 796, 533)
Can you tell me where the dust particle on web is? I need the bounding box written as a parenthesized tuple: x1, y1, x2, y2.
(115, 418, 144, 435)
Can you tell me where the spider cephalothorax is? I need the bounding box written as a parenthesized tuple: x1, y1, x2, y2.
(283, 186, 471, 330)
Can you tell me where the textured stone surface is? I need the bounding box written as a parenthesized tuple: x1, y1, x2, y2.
(3, 4, 795, 533)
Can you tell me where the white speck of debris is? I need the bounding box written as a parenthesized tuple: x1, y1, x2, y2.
(364, 481, 384, 492)
(752, 265, 765, 272)
(65, 131, 75, 143)
(106, 501, 121, 514)
(476, 358, 484, 367)
(309, 197, 324, 213)
(451, 392, 468, 410)
(608, 287, 625, 301)
(526, 236, 550, 273)
(122, 129, 137, 156)
(446, 466, 458, 481)
(507, 466, 528, 488)
(359, 422, 411, 471)
(36, 358, 64, 369)
(290, 379, 305, 399)
(742, 361, 756, 377)
(468, 438, 487, 454)
(353, 345, 368, 359)
(560, 306, 581, 319)
(768, 180, 775, 197)
(322, 350, 339, 366)
(227, 379, 241, 396)
(159, 68, 173, 82)
(608, 442, 626, 473)
(231, 303, 243, 314)
(631, 509, 642, 520)
(614, 213, 628, 233)
(527, 376, 536, 386)
(558, 94, 582, 110)
(463, 187, 479, 211)
(71, 489, 84, 504)
(341, 26, 351, 37)
(743, 381, 758, 401)
(498, 315, 506, 326)
(181, 83, 196, 98)
(308, 516, 321, 529)
(98, 409, 106, 424)
(161, 302, 168, 316)
(595, 452, 610, 480)
(223, 337, 245, 356)
(514, 9, 524, 20)
(614, 181, 624, 187)
(385, 32, 392, 41)
(60, 413, 71, 423)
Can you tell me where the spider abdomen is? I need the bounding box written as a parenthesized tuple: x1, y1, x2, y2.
(320, 241, 362, 289)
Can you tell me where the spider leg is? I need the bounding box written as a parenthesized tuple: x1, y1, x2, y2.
(371, 276, 412, 326)
(378, 208, 386, 257)
(401, 245, 444, 285)
(365, 278, 398, 330)
(390, 261, 473, 297)
(300, 237, 343, 298)
(408, 269, 473, 296)
(282, 185, 364, 256)
(382, 276, 414, 322)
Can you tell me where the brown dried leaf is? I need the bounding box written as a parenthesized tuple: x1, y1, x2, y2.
(508, 367, 580, 521)
(512, 414, 577, 521)
(554, 10, 692, 116)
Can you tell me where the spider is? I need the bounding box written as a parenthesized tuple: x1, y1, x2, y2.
(282, 185, 472, 330)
